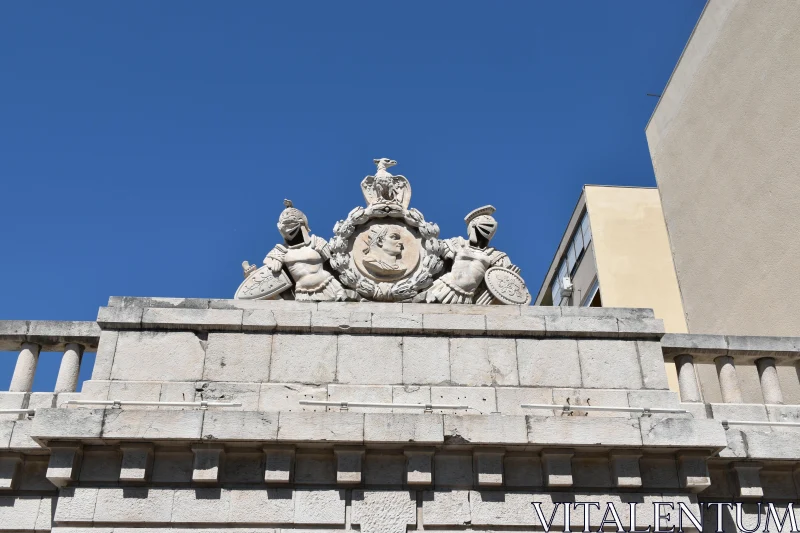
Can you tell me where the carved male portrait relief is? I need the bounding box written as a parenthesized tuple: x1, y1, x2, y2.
(352, 223, 421, 282)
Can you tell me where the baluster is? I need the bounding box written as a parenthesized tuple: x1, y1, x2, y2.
(9, 343, 40, 392)
(674, 354, 702, 402)
(54, 343, 84, 394)
(755, 357, 783, 405)
(715, 355, 743, 404)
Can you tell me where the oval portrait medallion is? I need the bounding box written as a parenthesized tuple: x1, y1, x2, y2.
(484, 266, 532, 305)
(351, 222, 421, 282)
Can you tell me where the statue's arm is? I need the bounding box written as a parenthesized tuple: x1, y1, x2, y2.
(264, 244, 288, 274)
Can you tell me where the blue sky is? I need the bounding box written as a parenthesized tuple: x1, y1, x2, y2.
(0, 1, 705, 391)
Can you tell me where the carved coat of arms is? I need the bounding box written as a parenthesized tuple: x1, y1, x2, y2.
(235, 159, 530, 305)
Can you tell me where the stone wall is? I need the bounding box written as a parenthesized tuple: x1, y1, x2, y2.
(0, 298, 798, 531)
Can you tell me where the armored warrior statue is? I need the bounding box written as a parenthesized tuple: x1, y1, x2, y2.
(264, 200, 351, 301)
(235, 200, 351, 301)
(425, 206, 527, 305)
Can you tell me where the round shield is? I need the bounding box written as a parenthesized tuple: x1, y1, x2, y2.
(484, 266, 532, 305)
(234, 265, 292, 300)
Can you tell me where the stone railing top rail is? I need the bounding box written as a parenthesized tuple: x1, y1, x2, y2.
(108, 296, 656, 318)
(661, 333, 800, 362)
(0, 320, 100, 352)
(97, 298, 664, 339)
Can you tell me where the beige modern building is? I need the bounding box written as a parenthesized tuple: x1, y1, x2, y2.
(535, 185, 688, 334)
(646, 0, 800, 336)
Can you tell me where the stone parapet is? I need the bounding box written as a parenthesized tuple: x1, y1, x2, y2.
(98, 298, 664, 339)
(28, 408, 727, 452)
(0, 321, 99, 352)
(661, 333, 800, 362)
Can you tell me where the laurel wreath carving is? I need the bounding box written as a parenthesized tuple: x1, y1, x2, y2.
(328, 203, 444, 301)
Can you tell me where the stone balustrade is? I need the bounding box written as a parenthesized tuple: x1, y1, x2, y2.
(0, 321, 99, 403)
(661, 333, 800, 407)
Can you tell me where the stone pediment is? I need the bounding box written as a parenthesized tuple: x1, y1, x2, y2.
(236, 159, 531, 305)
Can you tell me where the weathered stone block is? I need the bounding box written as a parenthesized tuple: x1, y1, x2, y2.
(434, 453, 473, 488)
(272, 309, 312, 332)
(192, 444, 225, 483)
(119, 443, 153, 482)
(78, 449, 119, 483)
(171, 487, 228, 523)
(678, 452, 712, 493)
(640, 456, 680, 489)
(91, 331, 119, 380)
(259, 383, 327, 412)
(444, 414, 527, 444)
(52, 487, 97, 523)
(337, 335, 402, 384)
(364, 452, 405, 486)
(269, 334, 337, 383)
(0, 421, 13, 449)
(141, 307, 242, 331)
(8, 419, 38, 450)
(96, 306, 142, 330)
(504, 454, 543, 488)
(202, 411, 278, 441)
(293, 489, 346, 525)
(636, 340, 671, 389)
(294, 452, 336, 484)
(158, 381, 196, 406)
(710, 403, 769, 421)
(221, 451, 263, 483)
(363, 413, 443, 444)
(327, 384, 392, 413)
(431, 386, 497, 414)
(577, 339, 643, 389)
(402, 336, 450, 385)
(27, 392, 55, 410)
(541, 449, 573, 487)
(311, 309, 371, 333)
(527, 416, 642, 446)
(370, 312, 422, 334)
(203, 333, 271, 382)
(572, 456, 613, 488)
(404, 449, 434, 485)
(241, 309, 277, 332)
(517, 338, 581, 387)
(31, 409, 104, 441)
(277, 412, 363, 443)
(101, 409, 204, 440)
(109, 296, 209, 309)
(151, 450, 193, 483)
(95, 487, 174, 523)
(485, 314, 546, 336)
(229, 487, 294, 524)
(0, 453, 21, 490)
(470, 490, 544, 526)
(610, 451, 642, 488)
(552, 388, 630, 418)
(423, 313, 485, 334)
(639, 418, 727, 448)
(15, 458, 49, 493)
(731, 462, 764, 498)
(111, 331, 206, 382)
(450, 337, 518, 386)
(108, 381, 161, 405)
(351, 490, 416, 533)
(196, 381, 261, 410)
(334, 447, 364, 484)
(545, 315, 618, 338)
(496, 387, 554, 416)
(618, 318, 665, 339)
(473, 448, 504, 486)
(392, 385, 430, 407)
(263, 446, 294, 483)
(422, 490, 471, 525)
